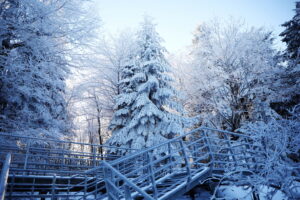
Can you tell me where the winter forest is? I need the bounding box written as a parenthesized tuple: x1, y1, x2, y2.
(0, 0, 299, 200)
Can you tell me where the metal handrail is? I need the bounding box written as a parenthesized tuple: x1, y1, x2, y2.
(0, 153, 11, 200)
(101, 128, 214, 199)
(102, 161, 155, 200)
(0, 132, 134, 150)
(1, 127, 262, 199)
(99, 126, 259, 200)
(109, 126, 249, 166)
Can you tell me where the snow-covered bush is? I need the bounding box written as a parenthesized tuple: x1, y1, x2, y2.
(186, 19, 277, 131)
(214, 106, 300, 199)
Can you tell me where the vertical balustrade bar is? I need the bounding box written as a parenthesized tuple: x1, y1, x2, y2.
(31, 177, 35, 197)
(9, 172, 14, 199)
(223, 133, 238, 169)
(93, 146, 96, 168)
(192, 141, 197, 168)
(245, 137, 258, 171)
(203, 130, 215, 171)
(241, 137, 252, 170)
(168, 143, 173, 173)
(147, 152, 158, 199)
(61, 144, 65, 172)
(84, 174, 87, 200)
(179, 140, 191, 183)
(51, 174, 57, 200)
(67, 177, 70, 200)
(23, 140, 31, 172)
(124, 184, 133, 200)
(104, 168, 111, 200)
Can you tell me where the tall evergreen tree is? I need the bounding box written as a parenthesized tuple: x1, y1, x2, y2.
(108, 17, 184, 154)
(108, 55, 141, 150)
(280, 2, 300, 62)
(272, 2, 300, 117)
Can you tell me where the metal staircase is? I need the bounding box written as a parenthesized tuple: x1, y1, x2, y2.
(100, 127, 262, 200)
(0, 127, 269, 199)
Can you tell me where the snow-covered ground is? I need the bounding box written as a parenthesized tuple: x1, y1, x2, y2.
(176, 188, 212, 200)
(217, 185, 288, 200)
(176, 184, 300, 200)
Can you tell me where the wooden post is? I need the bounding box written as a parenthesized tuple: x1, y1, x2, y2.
(0, 153, 11, 200)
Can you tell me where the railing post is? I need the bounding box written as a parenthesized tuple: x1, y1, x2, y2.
(168, 143, 173, 173)
(93, 146, 96, 167)
(124, 184, 133, 200)
(67, 177, 70, 200)
(179, 140, 191, 183)
(147, 152, 158, 199)
(23, 140, 31, 172)
(9, 173, 14, 199)
(84, 174, 87, 200)
(94, 172, 98, 199)
(51, 174, 57, 200)
(104, 168, 113, 200)
(203, 130, 215, 172)
(223, 133, 238, 169)
(192, 141, 197, 168)
(0, 153, 11, 200)
(103, 161, 154, 200)
(244, 137, 256, 171)
(61, 144, 65, 172)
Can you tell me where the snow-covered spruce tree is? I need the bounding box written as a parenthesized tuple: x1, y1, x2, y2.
(108, 17, 184, 154)
(272, 2, 300, 117)
(107, 55, 141, 152)
(281, 2, 300, 62)
(0, 0, 93, 139)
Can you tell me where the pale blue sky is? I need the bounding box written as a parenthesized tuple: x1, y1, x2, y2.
(96, 0, 296, 52)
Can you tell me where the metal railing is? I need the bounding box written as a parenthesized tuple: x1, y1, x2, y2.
(0, 153, 11, 200)
(0, 133, 134, 199)
(0, 133, 133, 176)
(100, 127, 265, 200)
(100, 128, 212, 199)
(0, 127, 272, 199)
